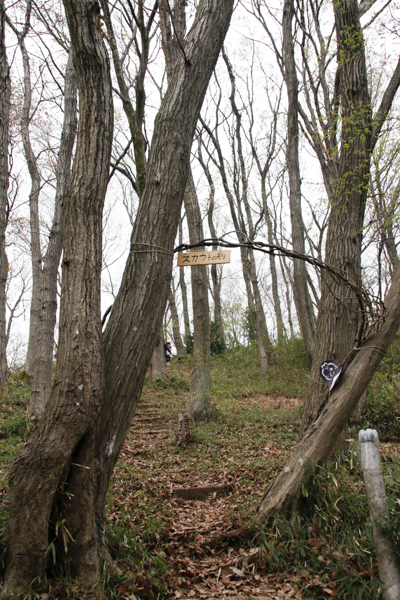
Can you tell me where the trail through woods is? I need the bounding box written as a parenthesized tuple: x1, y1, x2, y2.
(106, 372, 349, 600)
(1, 362, 399, 599)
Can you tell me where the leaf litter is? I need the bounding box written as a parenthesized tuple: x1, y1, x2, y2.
(105, 380, 330, 599)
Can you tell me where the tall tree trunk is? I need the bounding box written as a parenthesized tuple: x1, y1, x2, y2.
(179, 217, 191, 341)
(282, 0, 315, 365)
(258, 262, 400, 520)
(0, 0, 9, 395)
(149, 325, 167, 379)
(200, 118, 268, 373)
(300, 0, 372, 435)
(168, 286, 186, 359)
(3, 0, 113, 591)
(248, 250, 269, 376)
(88, 0, 232, 580)
(263, 188, 285, 343)
(20, 35, 43, 377)
(29, 51, 78, 421)
(3, 1, 234, 593)
(204, 156, 223, 337)
(184, 175, 211, 420)
(222, 49, 270, 367)
(160, 0, 211, 416)
(280, 255, 295, 339)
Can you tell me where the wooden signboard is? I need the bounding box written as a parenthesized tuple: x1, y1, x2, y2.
(177, 249, 231, 267)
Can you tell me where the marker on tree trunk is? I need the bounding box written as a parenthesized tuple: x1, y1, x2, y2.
(319, 360, 342, 390)
(359, 429, 400, 600)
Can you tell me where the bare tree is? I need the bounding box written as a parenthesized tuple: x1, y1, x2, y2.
(258, 261, 400, 520)
(178, 216, 191, 343)
(160, 0, 212, 419)
(246, 66, 286, 344)
(7, 5, 78, 419)
(168, 283, 186, 359)
(7, 2, 42, 377)
(184, 175, 211, 419)
(28, 50, 77, 420)
(299, 0, 400, 434)
(257, 0, 400, 517)
(0, 0, 10, 395)
(196, 137, 224, 341)
(3, 0, 234, 592)
(252, 0, 316, 363)
(200, 63, 270, 376)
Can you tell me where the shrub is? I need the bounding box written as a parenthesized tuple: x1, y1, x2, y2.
(365, 331, 400, 441)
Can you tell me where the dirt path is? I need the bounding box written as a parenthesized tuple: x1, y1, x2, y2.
(112, 386, 305, 600)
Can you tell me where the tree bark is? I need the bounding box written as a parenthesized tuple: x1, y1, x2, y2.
(258, 261, 400, 520)
(149, 324, 167, 379)
(184, 175, 211, 420)
(29, 51, 78, 421)
(179, 217, 191, 342)
(300, 0, 373, 435)
(3, 0, 113, 592)
(0, 0, 9, 395)
(168, 286, 186, 359)
(19, 34, 43, 377)
(89, 0, 233, 575)
(282, 0, 315, 364)
(3, 1, 234, 594)
(280, 255, 295, 339)
(203, 151, 223, 337)
(160, 0, 211, 415)
(200, 116, 269, 375)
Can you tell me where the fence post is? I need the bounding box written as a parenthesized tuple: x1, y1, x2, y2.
(359, 429, 400, 600)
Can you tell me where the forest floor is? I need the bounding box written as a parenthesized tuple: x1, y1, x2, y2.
(109, 377, 304, 599)
(0, 350, 399, 599)
(103, 358, 400, 600)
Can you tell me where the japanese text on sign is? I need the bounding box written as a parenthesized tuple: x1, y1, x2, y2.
(177, 250, 231, 267)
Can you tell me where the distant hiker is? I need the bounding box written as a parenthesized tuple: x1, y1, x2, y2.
(164, 341, 172, 364)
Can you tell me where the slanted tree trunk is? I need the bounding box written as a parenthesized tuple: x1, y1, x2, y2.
(168, 286, 186, 359)
(160, 0, 211, 418)
(184, 175, 211, 420)
(258, 262, 400, 520)
(0, 0, 10, 396)
(3, 0, 234, 593)
(282, 0, 315, 364)
(3, 0, 113, 591)
(29, 51, 78, 421)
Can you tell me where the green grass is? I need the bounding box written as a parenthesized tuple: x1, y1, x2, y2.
(211, 337, 309, 400)
(0, 341, 399, 599)
(365, 331, 400, 441)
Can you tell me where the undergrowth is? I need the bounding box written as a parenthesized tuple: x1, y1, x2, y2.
(258, 447, 400, 599)
(365, 331, 400, 441)
(0, 339, 399, 599)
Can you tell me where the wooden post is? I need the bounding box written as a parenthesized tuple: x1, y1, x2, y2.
(359, 429, 400, 600)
